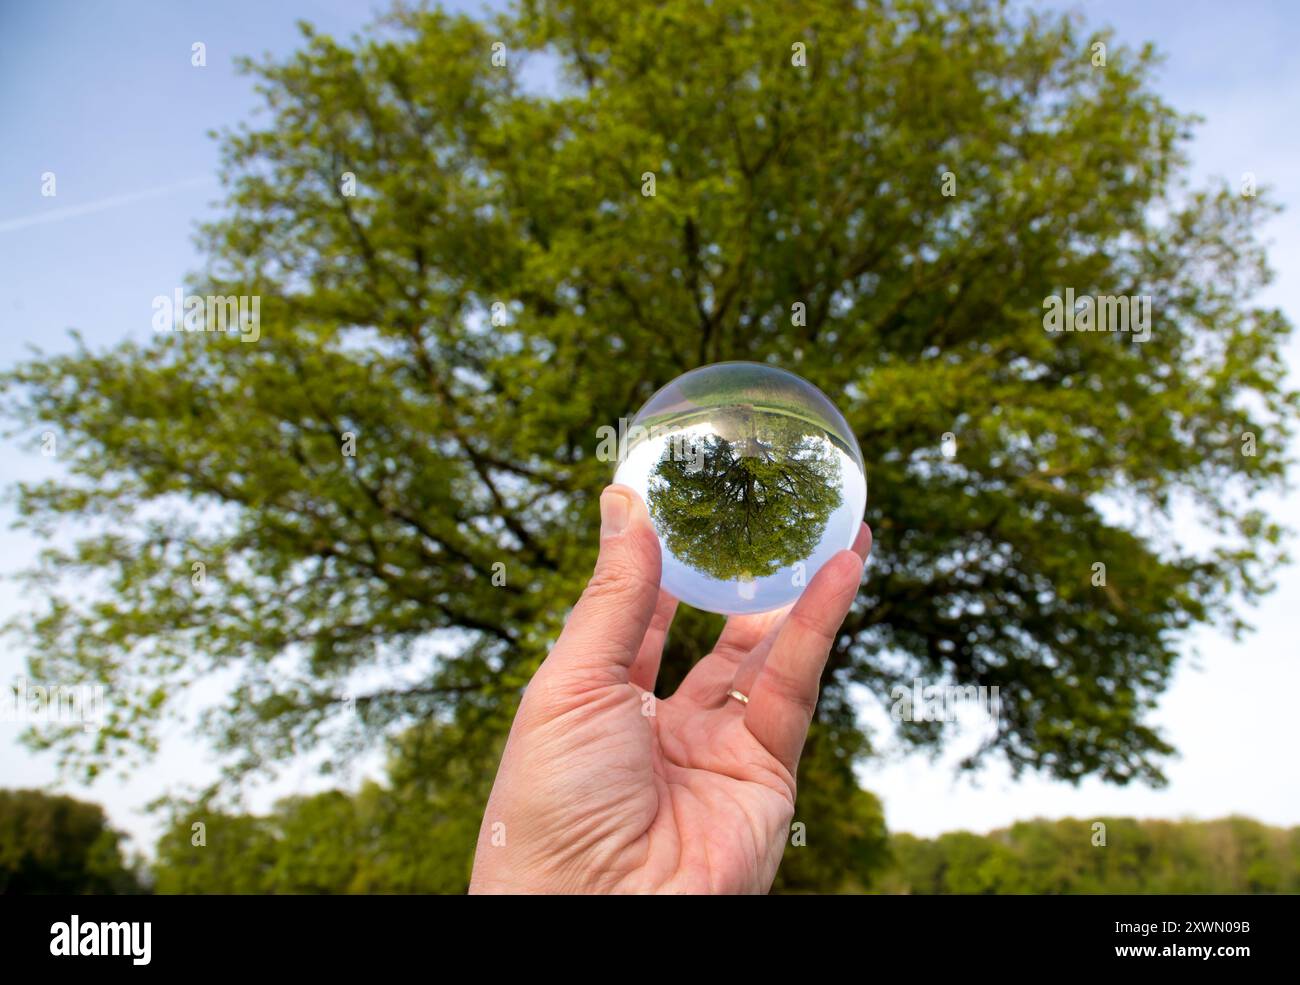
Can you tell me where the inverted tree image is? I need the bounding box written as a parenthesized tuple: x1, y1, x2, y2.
(648, 411, 842, 582)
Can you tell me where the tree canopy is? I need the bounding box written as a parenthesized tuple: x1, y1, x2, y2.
(649, 418, 844, 582)
(2, 0, 1294, 889)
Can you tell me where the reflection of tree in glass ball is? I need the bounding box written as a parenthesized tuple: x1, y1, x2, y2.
(613, 363, 867, 615)
(648, 418, 842, 583)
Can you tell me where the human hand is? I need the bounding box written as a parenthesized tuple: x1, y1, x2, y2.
(469, 484, 871, 894)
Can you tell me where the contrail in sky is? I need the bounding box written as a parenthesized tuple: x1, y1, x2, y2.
(0, 176, 214, 234)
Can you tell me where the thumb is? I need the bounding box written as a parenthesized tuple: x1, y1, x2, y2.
(547, 485, 663, 681)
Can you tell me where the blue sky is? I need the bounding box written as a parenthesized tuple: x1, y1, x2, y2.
(1, 0, 1298, 853)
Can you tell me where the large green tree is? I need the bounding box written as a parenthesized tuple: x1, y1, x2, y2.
(2, 0, 1294, 889)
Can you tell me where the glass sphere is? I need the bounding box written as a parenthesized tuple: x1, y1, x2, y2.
(613, 361, 866, 615)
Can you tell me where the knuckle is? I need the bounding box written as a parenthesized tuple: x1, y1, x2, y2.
(584, 547, 656, 604)
(788, 608, 837, 651)
(760, 661, 819, 718)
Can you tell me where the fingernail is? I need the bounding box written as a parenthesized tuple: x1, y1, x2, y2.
(600, 490, 631, 539)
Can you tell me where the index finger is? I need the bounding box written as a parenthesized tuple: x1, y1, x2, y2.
(743, 548, 865, 774)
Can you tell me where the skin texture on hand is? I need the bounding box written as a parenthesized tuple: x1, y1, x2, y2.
(469, 484, 871, 894)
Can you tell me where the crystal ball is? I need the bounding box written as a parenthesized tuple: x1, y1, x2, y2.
(613, 361, 867, 615)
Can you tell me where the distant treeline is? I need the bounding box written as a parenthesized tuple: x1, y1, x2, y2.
(879, 817, 1300, 894)
(2, 787, 1296, 894)
(0, 789, 146, 894)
